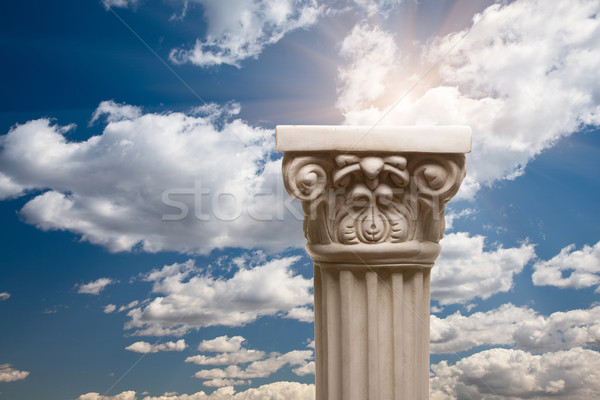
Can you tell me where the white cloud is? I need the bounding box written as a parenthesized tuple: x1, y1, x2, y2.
(444, 208, 476, 231)
(104, 304, 117, 313)
(119, 300, 140, 312)
(292, 361, 315, 376)
(90, 100, 142, 124)
(513, 306, 600, 353)
(532, 241, 600, 290)
(77, 278, 115, 295)
(202, 379, 251, 388)
(0, 102, 305, 254)
(187, 336, 266, 366)
(125, 339, 187, 354)
(124, 256, 312, 336)
(188, 335, 315, 384)
(430, 347, 600, 400)
(431, 303, 534, 354)
(0, 292, 10, 301)
(0, 363, 30, 382)
(0, 172, 25, 200)
(338, 0, 600, 198)
(79, 382, 316, 400)
(186, 350, 265, 366)
(196, 382, 315, 399)
(283, 306, 314, 323)
(431, 305, 444, 314)
(198, 336, 246, 353)
(103, 301, 139, 314)
(193, 350, 314, 385)
(169, 0, 321, 67)
(432, 232, 536, 305)
(431, 304, 600, 354)
(77, 392, 137, 400)
(336, 24, 400, 114)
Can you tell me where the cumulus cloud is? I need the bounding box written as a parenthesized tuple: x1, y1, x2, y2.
(198, 336, 246, 353)
(193, 349, 314, 386)
(78, 382, 315, 400)
(187, 350, 266, 366)
(338, 0, 600, 198)
(0, 292, 10, 301)
(431, 303, 600, 354)
(186, 335, 314, 385)
(77, 278, 115, 295)
(430, 347, 600, 400)
(0, 363, 30, 382)
(0, 101, 305, 254)
(169, 0, 321, 67)
(202, 379, 251, 388)
(532, 241, 600, 290)
(0, 172, 24, 199)
(77, 392, 137, 400)
(292, 361, 315, 376)
(186, 336, 265, 366)
(124, 256, 312, 336)
(185, 336, 315, 387)
(283, 306, 314, 323)
(125, 339, 187, 354)
(432, 232, 536, 305)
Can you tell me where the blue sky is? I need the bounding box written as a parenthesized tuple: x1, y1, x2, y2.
(1, 0, 599, 399)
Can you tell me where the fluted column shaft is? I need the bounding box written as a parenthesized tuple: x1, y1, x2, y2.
(315, 264, 431, 400)
(277, 125, 471, 400)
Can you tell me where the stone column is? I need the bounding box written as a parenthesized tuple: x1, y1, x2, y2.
(277, 125, 471, 400)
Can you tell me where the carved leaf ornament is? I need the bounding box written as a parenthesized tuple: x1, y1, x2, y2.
(283, 152, 465, 246)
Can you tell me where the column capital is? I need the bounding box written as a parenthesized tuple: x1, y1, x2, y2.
(278, 125, 471, 266)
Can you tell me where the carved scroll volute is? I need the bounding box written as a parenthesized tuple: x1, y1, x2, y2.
(411, 154, 466, 242)
(282, 153, 332, 244)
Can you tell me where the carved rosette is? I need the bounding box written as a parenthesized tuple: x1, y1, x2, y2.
(283, 152, 466, 264)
